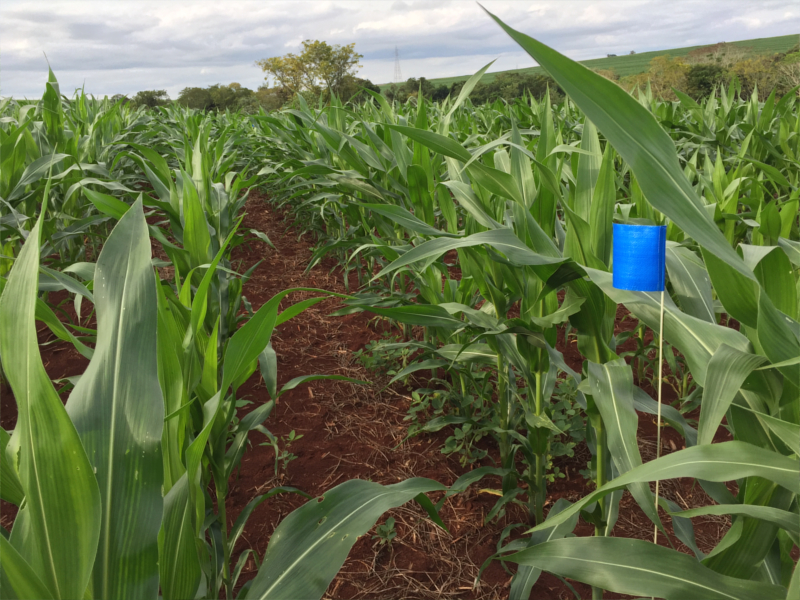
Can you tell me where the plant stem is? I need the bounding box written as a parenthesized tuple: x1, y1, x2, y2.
(529, 368, 546, 525)
(592, 417, 607, 600)
(215, 478, 233, 599)
(496, 355, 510, 467)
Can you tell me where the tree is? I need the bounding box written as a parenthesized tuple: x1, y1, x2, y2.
(255, 40, 363, 103)
(177, 83, 254, 112)
(685, 64, 726, 99)
(131, 90, 169, 108)
(178, 87, 213, 110)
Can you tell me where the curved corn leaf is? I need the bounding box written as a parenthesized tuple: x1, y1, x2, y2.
(0, 535, 54, 600)
(757, 290, 800, 387)
(670, 505, 799, 539)
(699, 344, 767, 445)
(526, 441, 800, 535)
(502, 537, 784, 600)
(587, 359, 659, 526)
(0, 428, 24, 506)
(66, 198, 163, 599)
(665, 245, 715, 322)
(158, 474, 200, 600)
(247, 478, 445, 600)
(0, 215, 101, 600)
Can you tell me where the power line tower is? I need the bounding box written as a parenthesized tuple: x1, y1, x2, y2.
(394, 47, 403, 84)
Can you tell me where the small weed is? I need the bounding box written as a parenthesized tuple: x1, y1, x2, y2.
(372, 517, 397, 547)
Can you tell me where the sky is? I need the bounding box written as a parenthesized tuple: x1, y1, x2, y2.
(2, 0, 798, 99)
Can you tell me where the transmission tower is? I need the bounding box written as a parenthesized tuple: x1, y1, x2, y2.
(394, 47, 403, 84)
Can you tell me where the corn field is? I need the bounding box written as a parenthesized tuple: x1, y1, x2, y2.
(0, 12, 798, 600)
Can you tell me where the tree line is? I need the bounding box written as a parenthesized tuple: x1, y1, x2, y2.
(121, 39, 799, 112)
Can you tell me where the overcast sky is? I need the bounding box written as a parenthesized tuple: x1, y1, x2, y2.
(2, 0, 798, 99)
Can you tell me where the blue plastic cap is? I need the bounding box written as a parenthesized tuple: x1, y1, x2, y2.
(612, 224, 666, 292)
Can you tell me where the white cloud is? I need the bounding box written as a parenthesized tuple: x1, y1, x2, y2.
(0, 0, 797, 98)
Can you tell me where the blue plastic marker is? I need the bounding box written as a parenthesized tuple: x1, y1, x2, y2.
(612, 223, 666, 292)
(612, 223, 667, 546)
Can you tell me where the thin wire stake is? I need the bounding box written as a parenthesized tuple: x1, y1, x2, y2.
(653, 289, 665, 545)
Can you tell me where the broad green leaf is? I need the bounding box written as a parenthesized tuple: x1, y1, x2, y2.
(670, 505, 799, 539)
(6, 153, 70, 202)
(665, 245, 715, 322)
(247, 478, 445, 600)
(158, 474, 200, 600)
(757, 290, 800, 387)
(354, 303, 464, 329)
(589, 145, 615, 266)
(502, 537, 784, 600)
(360, 203, 459, 238)
(375, 229, 568, 283)
(0, 428, 24, 506)
(483, 9, 755, 282)
(574, 118, 601, 221)
(526, 442, 800, 534)
(278, 374, 369, 397)
(83, 188, 130, 220)
(698, 345, 767, 445)
(0, 535, 54, 600)
(742, 244, 798, 320)
(588, 359, 659, 526)
(181, 173, 212, 269)
(777, 237, 800, 267)
(702, 249, 759, 328)
(0, 215, 101, 600)
(155, 281, 187, 492)
(66, 198, 163, 599)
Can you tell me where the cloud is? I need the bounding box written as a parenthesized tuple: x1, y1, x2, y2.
(1, 0, 797, 98)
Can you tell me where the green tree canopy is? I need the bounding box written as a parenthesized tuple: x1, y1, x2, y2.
(131, 90, 169, 108)
(255, 40, 365, 103)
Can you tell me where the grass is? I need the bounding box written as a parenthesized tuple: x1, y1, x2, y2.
(380, 33, 798, 89)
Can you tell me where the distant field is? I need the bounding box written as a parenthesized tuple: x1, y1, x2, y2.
(379, 33, 798, 90)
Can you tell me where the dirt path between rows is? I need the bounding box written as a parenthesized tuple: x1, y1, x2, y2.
(227, 190, 537, 598)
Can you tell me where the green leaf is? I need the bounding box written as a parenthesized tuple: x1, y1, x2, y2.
(360, 203, 459, 238)
(502, 537, 784, 600)
(526, 442, 800, 535)
(278, 374, 369, 398)
(83, 188, 130, 220)
(757, 290, 800, 387)
(222, 288, 345, 395)
(247, 478, 445, 600)
(181, 172, 212, 269)
(0, 428, 24, 506)
(0, 535, 55, 600)
(589, 145, 615, 266)
(702, 248, 759, 328)
(665, 245, 715, 322)
(587, 359, 659, 526)
(698, 344, 767, 445)
(574, 118, 601, 222)
(483, 8, 755, 283)
(158, 474, 200, 600)
(0, 214, 101, 600)
(670, 505, 799, 539)
(375, 229, 567, 283)
(66, 198, 163, 599)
